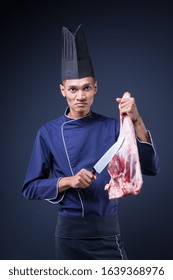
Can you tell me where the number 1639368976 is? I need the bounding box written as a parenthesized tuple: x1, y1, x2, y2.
(101, 266, 164, 276)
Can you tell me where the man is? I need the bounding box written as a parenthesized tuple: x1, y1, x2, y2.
(22, 25, 159, 260)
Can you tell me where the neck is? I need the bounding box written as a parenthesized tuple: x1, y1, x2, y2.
(66, 108, 91, 119)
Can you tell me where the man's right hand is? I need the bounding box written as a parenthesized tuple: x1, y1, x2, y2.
(57, 169, 96, 193)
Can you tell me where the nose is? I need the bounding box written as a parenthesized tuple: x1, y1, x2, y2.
(76, 90, 85, 100)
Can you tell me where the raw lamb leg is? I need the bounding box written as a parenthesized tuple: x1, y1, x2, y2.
(105, 92, 143, 199)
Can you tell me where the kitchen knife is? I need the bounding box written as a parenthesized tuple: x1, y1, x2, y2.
(92, 136, 125, 174)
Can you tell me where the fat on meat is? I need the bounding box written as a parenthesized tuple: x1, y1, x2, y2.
(105, 92, 143, 199)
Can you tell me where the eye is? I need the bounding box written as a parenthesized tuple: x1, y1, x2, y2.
(69, 87, 77, 93)
(84, 85, 92, 91)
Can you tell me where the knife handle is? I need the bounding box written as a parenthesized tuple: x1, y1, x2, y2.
(91, 168, 96, 175)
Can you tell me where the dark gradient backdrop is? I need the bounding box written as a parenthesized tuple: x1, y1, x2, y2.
(1, 0, 172, 260)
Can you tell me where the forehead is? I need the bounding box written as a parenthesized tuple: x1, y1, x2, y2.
(63, 77, 95, 87)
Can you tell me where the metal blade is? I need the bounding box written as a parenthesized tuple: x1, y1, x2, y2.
(93, 136, 125, 174)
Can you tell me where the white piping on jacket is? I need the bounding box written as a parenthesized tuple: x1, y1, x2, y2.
(45, 177, 65, 204)
(137, 130, 157, 156)
(115, 234, 124, 260)
(77, 190, 85, 218)
(61, 119, 75, 176)
(60, 110, 91, 217)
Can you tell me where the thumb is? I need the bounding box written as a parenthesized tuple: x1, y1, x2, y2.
(116, 98, 124, 126)
(116, 98, 121, 110)
(116, 97, 121, 104)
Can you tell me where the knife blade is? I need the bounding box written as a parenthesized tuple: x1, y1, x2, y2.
(92, 136, 125, 174)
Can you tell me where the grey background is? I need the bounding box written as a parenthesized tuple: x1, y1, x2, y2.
(1, 0, 172, 259)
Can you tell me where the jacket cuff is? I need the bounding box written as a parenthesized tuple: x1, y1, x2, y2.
(136, 130, 157, 156)
(45, 178, 65, 204)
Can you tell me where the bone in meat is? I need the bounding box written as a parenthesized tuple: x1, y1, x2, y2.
(105, 92, 143, 199)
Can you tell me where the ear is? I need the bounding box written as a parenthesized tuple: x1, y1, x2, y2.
(94, 81, 98, 94)
(60, 84, 66, 97)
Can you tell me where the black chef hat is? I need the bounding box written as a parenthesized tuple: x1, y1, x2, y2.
(61, 24, 95, 81)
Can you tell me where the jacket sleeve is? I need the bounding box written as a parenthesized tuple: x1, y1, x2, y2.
(137, 131, 160, 176)
(22, 127, 64, 202)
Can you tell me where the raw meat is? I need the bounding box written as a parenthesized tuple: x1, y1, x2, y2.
(105, 92, 143, 199)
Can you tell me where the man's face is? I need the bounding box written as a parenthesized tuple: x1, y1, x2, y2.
(60, 77, 97, 118)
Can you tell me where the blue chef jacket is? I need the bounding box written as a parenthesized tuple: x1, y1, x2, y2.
(22, 108, 159, 218)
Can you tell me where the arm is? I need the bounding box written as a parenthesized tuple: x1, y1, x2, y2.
(22, 128, 96, 200)
(136, 132, 160, 175)
(22, 128, 61, 200)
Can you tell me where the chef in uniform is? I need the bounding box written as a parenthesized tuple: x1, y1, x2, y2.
(22, 25, 159, 259)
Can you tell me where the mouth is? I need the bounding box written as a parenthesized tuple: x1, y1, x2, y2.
(75, 103, 87, 107)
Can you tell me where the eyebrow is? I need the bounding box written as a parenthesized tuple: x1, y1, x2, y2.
(67, 83, 92, 88)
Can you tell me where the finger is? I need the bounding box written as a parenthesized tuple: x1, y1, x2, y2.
(80, 169, 97, 180)
(77, 170, 95, 188)
(121, 105, 134, 114)
(73, 176, 89, 188)
(116, 98, 122, 104)
(119, 99, 135, 113)
(116, 98, 122, 111)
